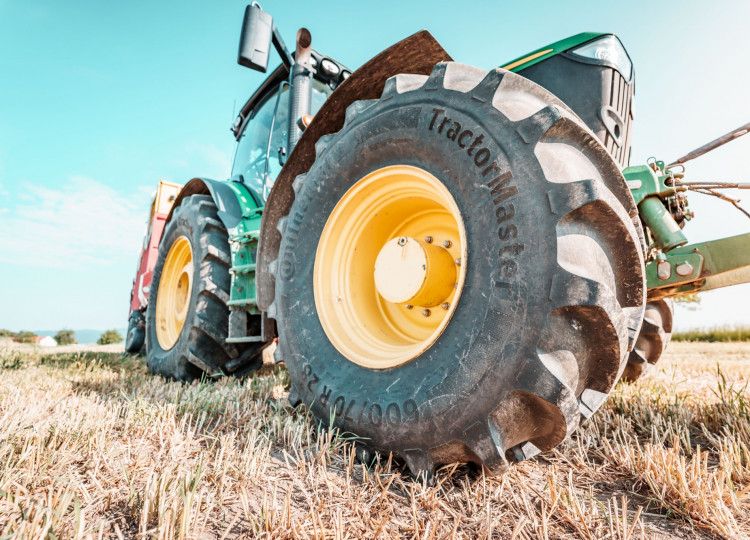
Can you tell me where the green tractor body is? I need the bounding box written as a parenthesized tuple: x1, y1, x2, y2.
(129, 4, 750, 477)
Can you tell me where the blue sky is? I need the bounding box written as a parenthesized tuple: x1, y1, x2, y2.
(1, 0, 749, 332)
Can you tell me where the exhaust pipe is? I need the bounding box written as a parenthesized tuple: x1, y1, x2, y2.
(288, 28, 313, 153)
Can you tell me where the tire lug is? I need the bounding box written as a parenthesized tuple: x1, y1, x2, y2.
(443, 240, 452, 248)
(422, 309, 431, 317)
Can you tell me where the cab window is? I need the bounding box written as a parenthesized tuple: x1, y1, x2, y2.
(231, 78, 332, 202)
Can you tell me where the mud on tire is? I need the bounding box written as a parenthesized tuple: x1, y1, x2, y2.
(271, 63, 646, 476)
(145, 195, 267, 381)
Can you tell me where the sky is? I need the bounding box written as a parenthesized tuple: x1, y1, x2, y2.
(1, 0, 749, 332)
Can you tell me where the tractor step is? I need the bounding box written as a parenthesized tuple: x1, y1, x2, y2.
(229, 263, 257, 274)
(226, 335, 266, 343)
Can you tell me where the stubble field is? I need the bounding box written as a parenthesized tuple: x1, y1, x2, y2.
(0, 340, 748, 539)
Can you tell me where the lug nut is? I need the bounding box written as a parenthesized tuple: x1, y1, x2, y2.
(424, 236, 433, 243)
(441, 302, 450, 310)
(398, 237, 407, 246)
(422, 309, 431, 317)
(443, 240, 452, 248)
(455, 258, 462, 266)
(405, 304, 413, 310)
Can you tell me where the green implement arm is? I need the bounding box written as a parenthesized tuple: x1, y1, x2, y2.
(647, 232, 750, 300)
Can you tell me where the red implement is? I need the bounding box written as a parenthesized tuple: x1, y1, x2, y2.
(128, 182, 182, 314)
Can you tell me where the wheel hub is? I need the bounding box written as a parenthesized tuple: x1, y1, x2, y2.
(374, 236, 456, 307)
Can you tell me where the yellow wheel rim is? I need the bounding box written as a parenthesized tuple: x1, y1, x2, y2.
(314, 165, 467, 369)
(155, 236, 193, 350)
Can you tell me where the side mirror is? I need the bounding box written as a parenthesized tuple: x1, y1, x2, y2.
(237, 4, 273, 72)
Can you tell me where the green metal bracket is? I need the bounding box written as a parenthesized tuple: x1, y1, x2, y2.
(623, 164, 688, 252)
(623, 164, 675, 205)
(646, 250, 704, 290)
(625, 159, 750, 299)
(647, 231, 750, 299)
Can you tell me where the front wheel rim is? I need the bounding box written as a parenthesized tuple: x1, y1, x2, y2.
(314, 165, 467, 369)
(155, 236, 193, 350)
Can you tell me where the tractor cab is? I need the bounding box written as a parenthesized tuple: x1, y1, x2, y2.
(229, 54, 349, 204)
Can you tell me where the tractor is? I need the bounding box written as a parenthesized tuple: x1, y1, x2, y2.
(126, 4, 750, 478)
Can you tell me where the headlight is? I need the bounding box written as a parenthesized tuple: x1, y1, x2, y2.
(569, 35, 633, 82)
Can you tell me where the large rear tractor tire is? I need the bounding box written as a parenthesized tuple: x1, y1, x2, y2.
(271, 63, 646, 477)
(145, 195, 267, 381)
(621, 298, 674, 381)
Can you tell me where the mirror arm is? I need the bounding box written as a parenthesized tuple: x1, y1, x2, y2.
(271, 24, 293, 70)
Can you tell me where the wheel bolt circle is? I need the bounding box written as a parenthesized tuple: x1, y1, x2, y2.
(374, 236, 456, 306)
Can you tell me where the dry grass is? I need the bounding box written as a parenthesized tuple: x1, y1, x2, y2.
(673, 326, 750, 343)
(0, 342, 748, 538)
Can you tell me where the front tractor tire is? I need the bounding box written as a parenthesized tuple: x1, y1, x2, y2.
(621, 298, 674, 381)
(145, 195, 265, 381)
(271, 62, 646, 477)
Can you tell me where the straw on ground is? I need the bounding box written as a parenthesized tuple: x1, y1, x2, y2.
(0, 340, 748, 538)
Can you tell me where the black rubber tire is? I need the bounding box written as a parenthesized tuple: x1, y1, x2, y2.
(145, 195, 266, 381)
(125, 310, 145, 354)
(271, 63, 645, 477)
(621, 298, 674, 381)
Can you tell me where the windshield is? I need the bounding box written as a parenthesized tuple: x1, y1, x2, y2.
(231, 78, 332, 202)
